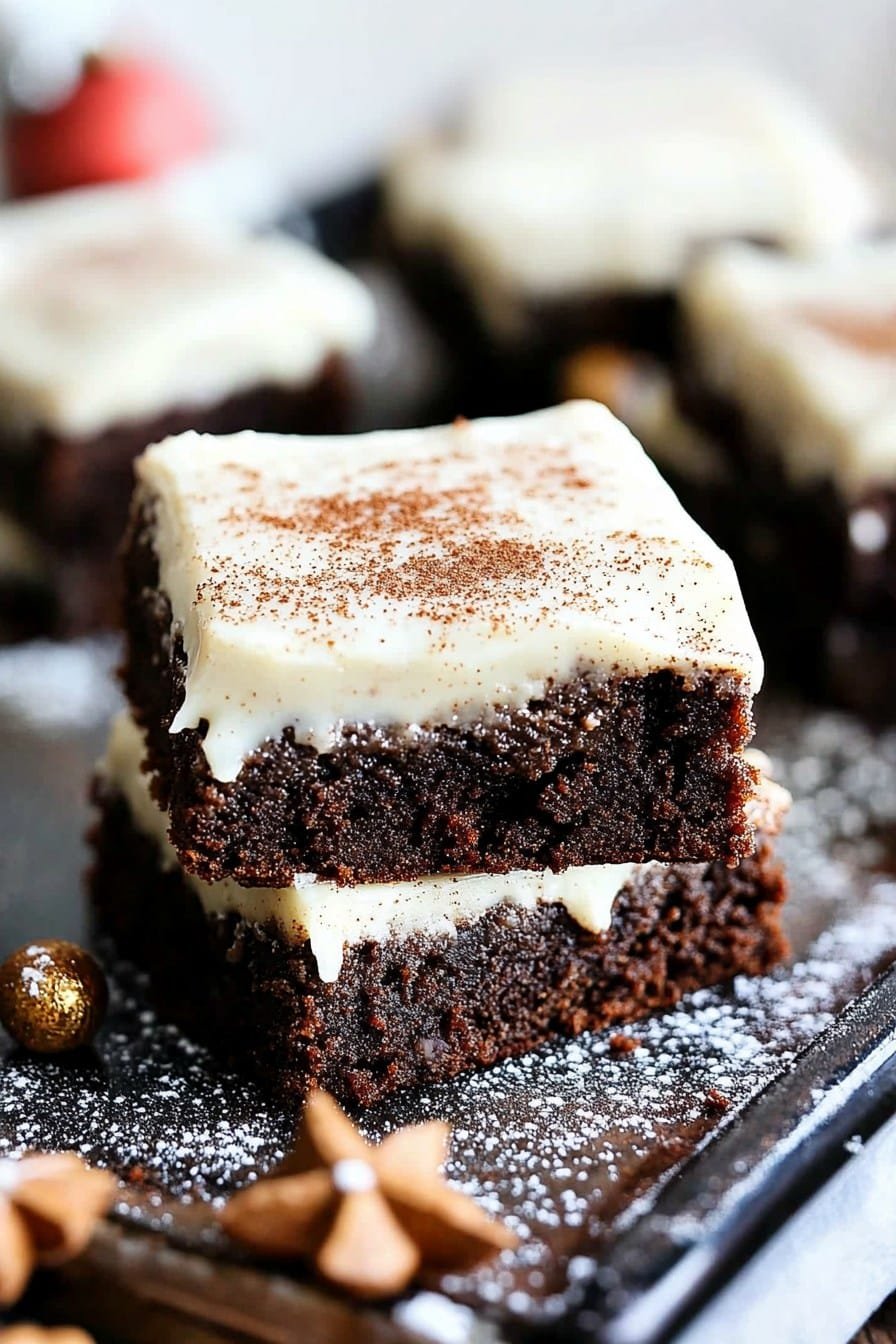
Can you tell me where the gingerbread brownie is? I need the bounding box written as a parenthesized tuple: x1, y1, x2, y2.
(0, 184, 375, 638)
(384, 69, 879, 414)
(89, 711, 789, 1105)
(568, 241, 896, 716)
(120, 401, 764, 887)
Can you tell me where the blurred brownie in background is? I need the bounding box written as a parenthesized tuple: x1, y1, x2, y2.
(565, 239, 896, 718)
(385, 69, 880, 416)
(0, 183, 376, 638)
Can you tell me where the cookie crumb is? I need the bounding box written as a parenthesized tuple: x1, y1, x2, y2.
(609, 1033, 641, 1054)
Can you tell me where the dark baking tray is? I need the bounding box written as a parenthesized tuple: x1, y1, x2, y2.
(0, 643, 895, 1343)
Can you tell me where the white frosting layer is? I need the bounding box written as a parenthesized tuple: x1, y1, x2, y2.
(386, 69, 878, 336)
(101, 711, 637, 982)
(138, 401, 763, 782)
(684, 240, 896, 495)
(0, 187, 375, 437)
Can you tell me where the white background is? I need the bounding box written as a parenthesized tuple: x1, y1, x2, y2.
(124, 0, 896, 199)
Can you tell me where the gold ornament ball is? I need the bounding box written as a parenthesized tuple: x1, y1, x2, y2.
(0, 940, 108, 1053)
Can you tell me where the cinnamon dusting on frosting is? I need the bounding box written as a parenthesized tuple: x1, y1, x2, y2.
(797, 305, 896, 357)
(211, 461, 567, 626)
(194, 439, 723, 639)
(683, 242, 896, 494)
(21, 235, 224, 326)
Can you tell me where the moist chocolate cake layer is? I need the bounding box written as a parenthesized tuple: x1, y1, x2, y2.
(121, 505, 758, 887)
(0, 357, 351, 638)
(89, 787, 788, 1106)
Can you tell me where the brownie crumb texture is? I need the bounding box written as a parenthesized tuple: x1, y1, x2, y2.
(120, 503, 758, 886)
(89, 788, 788, 1107)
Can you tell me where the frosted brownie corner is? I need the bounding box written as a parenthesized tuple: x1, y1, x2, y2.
(120, 401, 764, 887)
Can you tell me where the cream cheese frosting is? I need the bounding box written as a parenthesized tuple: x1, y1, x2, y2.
(683, 240, 896, 496)
(0, 188, 375, 438)
(100, 710, 638, 982)
(386, 69, 878, 336)
(137, 401, 763, 782)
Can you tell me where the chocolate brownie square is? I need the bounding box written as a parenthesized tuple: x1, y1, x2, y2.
(384, 69, 879, 412)
(89, 711, 789, 1105)
(121, 401, 764, 887)
(570, 240, 896, 717)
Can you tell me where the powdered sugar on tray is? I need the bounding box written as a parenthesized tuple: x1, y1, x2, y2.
(1, 699, 896, 1325)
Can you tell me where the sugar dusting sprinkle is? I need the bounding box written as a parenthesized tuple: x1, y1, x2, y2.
(1, 705, 896, 1328)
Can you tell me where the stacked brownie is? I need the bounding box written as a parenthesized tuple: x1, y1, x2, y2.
(384, 69, 879, 413)
(568, 240, 896, 716)
(90, 401, 788, 1104)
(0, 184, 375, 636)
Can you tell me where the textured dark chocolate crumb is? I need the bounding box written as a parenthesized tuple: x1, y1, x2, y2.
(89, 785, 787, 1106)
(704, 1087, 732, 1113)
(120, 502, 758, 886)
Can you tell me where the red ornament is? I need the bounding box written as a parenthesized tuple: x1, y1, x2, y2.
(4, 55, 213, 199)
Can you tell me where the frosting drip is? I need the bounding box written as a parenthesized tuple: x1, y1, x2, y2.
(100, 711, 639, 982)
